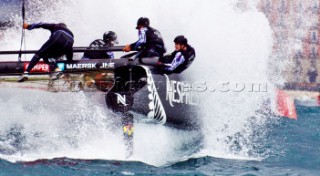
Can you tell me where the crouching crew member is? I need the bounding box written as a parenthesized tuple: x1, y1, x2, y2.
(18, 22, 74, 82)
(162, 35, 195, 73)
(82, 31, 118, 60)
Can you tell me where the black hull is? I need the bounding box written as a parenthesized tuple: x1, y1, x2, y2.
(105, 58, 201, 129)
(0, 58, 200, 128)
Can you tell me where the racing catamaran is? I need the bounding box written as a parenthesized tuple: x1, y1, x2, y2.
(0, 47, 201, 157)
(2, 0, 296, 159)
(0, 0, 201, 157)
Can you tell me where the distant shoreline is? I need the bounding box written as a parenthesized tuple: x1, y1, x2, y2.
(285, 90, 319, 99)
(282, 82, 319, 101)
(283, 83, 320, 92)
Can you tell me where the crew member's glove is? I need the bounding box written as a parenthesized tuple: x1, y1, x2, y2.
(23, 23, 36, 30)
(123, 45, 131, 52)
(23, 23, 29, 29)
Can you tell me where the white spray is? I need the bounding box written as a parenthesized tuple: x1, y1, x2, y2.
(0, 0, 275, 166)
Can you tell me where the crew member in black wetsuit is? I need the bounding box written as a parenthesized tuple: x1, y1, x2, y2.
(161, 35, 196, 73)
(18, 22, 74, 82)
(82, 31, 118, 60)
(123, 17, 166, 59)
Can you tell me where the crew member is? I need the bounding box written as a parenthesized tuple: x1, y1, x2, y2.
(123, 17, 166, 59)
(18, 22, 74, 82)
(82, 31, 118, 60)
(162, 35, 196, 73)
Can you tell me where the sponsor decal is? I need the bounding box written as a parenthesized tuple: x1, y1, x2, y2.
(123, 125, 134, 136)
(65, 62, 114, 70)
(101, 62, 115, 68)
(115, 93, 128, 106)
(165, 75, 198, 107)
(57, 63, 65, 71)
(24, 63, 49, 72)
(141, 66, 167, 124)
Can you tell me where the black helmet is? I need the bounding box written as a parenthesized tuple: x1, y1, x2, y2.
(136, 17, 150, 29)
(174, 35, 188, 45)
(103, 31, 118, 44)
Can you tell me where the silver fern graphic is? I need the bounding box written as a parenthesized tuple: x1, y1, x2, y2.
(141, 66, 167, 124)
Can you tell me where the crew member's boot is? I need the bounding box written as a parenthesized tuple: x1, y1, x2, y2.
(50, 68, 63, 80)
(48, 60, 62, 80)
(17, 71, 29, 82)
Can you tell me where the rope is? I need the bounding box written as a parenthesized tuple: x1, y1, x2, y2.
(18, 0, 26, 63)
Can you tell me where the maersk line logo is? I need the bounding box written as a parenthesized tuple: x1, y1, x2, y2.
(65, 63, 114, 70)
(57, 63, 65, 71)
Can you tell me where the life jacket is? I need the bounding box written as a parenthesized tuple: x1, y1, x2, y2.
(145, 27, 166, 54)
(174, 44, 196, 73)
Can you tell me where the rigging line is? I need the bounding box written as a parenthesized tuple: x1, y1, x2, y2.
(18, 0, 26, 63)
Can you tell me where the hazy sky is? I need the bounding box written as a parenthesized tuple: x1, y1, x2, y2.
(0, 0, 20, 21)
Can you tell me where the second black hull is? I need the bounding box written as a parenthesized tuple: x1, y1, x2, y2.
(105, 59, 201, 129)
